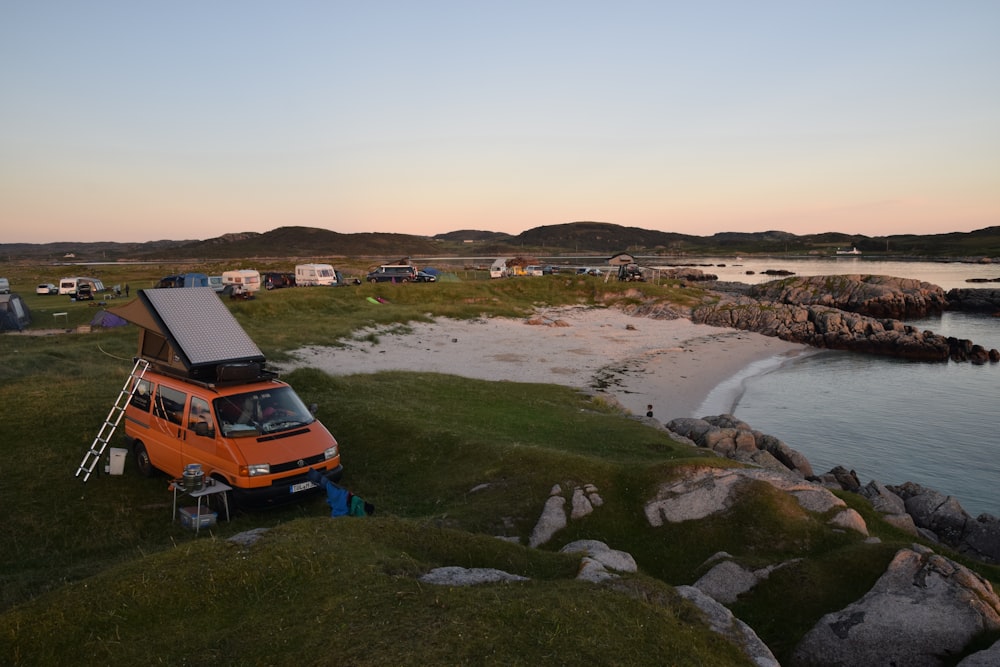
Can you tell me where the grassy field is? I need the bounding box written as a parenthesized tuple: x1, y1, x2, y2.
(2, 265, 997, 665)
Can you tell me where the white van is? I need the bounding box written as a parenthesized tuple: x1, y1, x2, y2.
(222, 270, 261, 294)
(295, 263, 338, 286)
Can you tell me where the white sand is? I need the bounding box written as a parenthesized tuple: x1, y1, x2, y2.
(279, 305, 808, 421)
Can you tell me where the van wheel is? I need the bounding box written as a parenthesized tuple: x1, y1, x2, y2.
(134, 442, 154, 477)
(369, 278, 378, 284)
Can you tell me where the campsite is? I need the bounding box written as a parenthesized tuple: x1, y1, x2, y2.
(2, 259, 999, 666)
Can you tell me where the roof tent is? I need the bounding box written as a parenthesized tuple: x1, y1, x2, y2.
(111, 287, 266, 383)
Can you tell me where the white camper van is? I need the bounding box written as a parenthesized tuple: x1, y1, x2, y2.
(59, 276, 105, 296)
(295, 263, 338, 286)
(489, 258, 509, 279)
(222, 270, 261, 295)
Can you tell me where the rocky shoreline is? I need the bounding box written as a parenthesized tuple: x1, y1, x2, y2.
(664, 413, 1000, 566)
(691, 275, 1000, 363)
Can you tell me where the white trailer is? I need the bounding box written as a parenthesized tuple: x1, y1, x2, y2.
(222, 269, 261, 294)
(295, 263, 338, 286)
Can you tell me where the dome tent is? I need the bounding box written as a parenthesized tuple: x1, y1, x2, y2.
(90, 309, 128, 328)
(0, 293, 31, 331)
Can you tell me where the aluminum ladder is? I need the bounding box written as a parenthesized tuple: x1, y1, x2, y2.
(75, 357, 150, 482)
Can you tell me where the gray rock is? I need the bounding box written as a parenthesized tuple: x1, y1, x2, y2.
(694, 557, 801, 605)
(645, 466, 867, 535)
(420, 566, 529, 586)
(227, 527, 269, 547)
(529, 494, 567, 547)
(859, 480, 906, 515)
(560, 539, 637, 574)
(791, 547, 1000, 666)
(675, 585, 780, 667)
(957, 638, 1000, 666)
(962, 514, 1000, 563)
(829, 508, 869, 535)
(693, 560, 759, 605)
(570, 486, 594, 519)
(575, 556, 618, 583)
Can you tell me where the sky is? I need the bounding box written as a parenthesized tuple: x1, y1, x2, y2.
(2, 1, 999, 244)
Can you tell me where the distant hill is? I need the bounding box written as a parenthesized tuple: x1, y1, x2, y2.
(2, 222, 998, 262)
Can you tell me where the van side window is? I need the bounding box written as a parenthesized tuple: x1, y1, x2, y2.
(154, 385, 187, 426)
(188, 396, 215, 437)
(130, 379, 152, 412)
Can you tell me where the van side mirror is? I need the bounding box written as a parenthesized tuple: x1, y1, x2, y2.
(193, 422, 214, 437)
(309, 403, 318, 415)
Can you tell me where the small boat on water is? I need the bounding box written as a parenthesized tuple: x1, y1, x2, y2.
(836, 247, 862, 255)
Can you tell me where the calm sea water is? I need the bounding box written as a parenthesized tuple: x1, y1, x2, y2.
(691, 258, 999, 518)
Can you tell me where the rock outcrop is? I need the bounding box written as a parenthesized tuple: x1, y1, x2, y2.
(791, 546, 1000, 666)
(643, 465, 868, 536)
(813, 476, 1000, 564)
(889, 481, 1000, 564)
(946, 287, 1000, 313)
(749, 274, 948, 319)
(666, 414, 814, 477)
(692, 296, 997, 362)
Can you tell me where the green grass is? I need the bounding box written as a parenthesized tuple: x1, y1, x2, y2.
(2, 267, 998, 666)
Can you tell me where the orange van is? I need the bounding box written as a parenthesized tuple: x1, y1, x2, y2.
(124, 369, 342, 507)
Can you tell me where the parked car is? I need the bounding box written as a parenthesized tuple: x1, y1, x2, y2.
(75, 283, 94, 300)
(414, 271, 437, 283)
(0, 277, 9, 294)
(366, 265, 418, 283)
(36, 283, 58, 295)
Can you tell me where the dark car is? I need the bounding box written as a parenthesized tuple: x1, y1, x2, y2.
(366, 265, 418, 283)
(263, 272, 295, 290)
(76, 284, 94, 300)
(414, 271, 437, 283)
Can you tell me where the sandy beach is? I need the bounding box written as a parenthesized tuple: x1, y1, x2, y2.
(280, 305, 808, 421)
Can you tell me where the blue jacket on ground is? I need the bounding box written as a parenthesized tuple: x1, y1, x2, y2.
(307, 468, 350, 517)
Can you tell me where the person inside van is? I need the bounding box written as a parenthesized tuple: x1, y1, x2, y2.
(237, 397, 257, 425)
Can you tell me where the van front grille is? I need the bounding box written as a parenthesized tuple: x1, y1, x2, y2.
(270, 452, 329, 475)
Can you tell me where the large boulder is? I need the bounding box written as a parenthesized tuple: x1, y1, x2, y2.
(749, 274, 948, 319)
(888, 481, 1000, 563)
(791, 546, 1000, 666)
(675, 585, 780, 667)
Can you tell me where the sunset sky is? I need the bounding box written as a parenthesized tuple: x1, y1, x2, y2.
(2, 1, 998, 244)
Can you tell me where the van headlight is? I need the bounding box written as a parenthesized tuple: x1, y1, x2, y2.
(244, 463, 270, 476)
(324, 445, 339, 460)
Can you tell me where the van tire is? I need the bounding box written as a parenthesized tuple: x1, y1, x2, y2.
(134, 442, 154, 477)
(369, 278, 378, 284)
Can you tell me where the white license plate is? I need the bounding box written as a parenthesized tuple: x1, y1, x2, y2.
(290, 481, 317, 494)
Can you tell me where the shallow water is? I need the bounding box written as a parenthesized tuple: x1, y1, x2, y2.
(732, 311, 999, 518)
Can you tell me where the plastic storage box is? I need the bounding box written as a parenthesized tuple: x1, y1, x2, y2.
(178, 505, 218, 530)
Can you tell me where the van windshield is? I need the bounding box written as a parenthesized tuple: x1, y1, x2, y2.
(215, 386, 315, 437)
